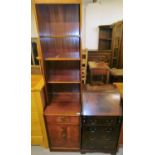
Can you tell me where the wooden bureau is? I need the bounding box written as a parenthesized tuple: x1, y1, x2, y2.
(81, 85, 122, 155)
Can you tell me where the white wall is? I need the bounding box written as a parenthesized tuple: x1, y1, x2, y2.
(84, 0, 123, 49)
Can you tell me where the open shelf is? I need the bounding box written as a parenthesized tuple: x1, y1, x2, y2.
(46, 61, 80, 83)
(99, 38, 112, 41)
(36, 4, 80, 36)
(44, 98, 81, 116)
(44, 50, 80, 61)
(49, 92, 80, 104)
(47, 83, 80, 92)
(47, 70, 80, 83)
(45, 83, 80, 115)
(99, 40, 112, 50)
(40, 37, 80, 60)
(40, 35, 80, 38)
(99, 25, 113, 51)
(99, 30, 112, 39)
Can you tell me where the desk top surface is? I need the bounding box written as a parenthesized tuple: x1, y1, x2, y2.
(82, 84, 122, 116)
(88, 61, 109, 70)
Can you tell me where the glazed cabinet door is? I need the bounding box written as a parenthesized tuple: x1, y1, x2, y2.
(47, 125, 80, 150)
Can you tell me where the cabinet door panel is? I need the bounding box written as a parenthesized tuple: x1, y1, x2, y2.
(47, 125, 80, 149)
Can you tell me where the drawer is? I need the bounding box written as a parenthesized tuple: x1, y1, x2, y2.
(45, 116, 80, 125)
(82, 127, 116, 141)
(82, 116, 119, 126)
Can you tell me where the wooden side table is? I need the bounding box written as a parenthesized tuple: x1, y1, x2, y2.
(89, 61, 110, 84)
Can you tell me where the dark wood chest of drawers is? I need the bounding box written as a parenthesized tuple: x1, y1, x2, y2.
(81, 85, 122, 155)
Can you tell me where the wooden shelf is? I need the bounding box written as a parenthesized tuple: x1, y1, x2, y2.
(40, 35, 80, 38)
(36, 5, 80, 36)
(49, 92, 80, 103)
(99, 25, 113, 51)
(44, 50, 80, 61)
(40, 37, 80, 60)
(47, 70, 80, 83)
(35, 0, 82, 4)
(44, 93, 80, 116)
(99, 38, 112, 41)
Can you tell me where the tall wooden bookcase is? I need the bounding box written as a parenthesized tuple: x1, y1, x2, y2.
(98, 25, 113, 51)
(98, 22, 123, 68)
(98, 25, 113, 67)
(33, 0, 82, 151)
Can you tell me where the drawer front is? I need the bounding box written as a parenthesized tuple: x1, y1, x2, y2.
(82, 126, 118, 150)
(45, 116, 80, 125)
(47, 125, 80, 149)
(83, 116, 122, 126)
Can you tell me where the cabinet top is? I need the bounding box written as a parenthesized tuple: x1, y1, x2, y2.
(82, 85, 122, 116)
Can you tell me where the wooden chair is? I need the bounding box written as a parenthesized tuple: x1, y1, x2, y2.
(81, 49, 88, 84)
(110, 68, 123, 83)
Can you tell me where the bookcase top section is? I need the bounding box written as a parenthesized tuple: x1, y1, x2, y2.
(36, 4, 80, 36)
(34, 0, 82, 4)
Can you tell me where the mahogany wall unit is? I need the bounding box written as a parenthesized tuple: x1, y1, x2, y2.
(98, 25, 113, 51)
(98, 25, 113, 67)
(34, 0, 82, 151)
(98, 22, 123, 68)
(81, 85, 122, 155)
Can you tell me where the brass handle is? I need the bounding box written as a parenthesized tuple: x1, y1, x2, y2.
(60, 116, 69, 123)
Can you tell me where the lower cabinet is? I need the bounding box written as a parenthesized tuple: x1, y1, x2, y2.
(45, 116, 80, 151)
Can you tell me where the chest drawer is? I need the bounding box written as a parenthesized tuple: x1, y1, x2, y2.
(82, 126, 118, 150)
(82, 116, 121, 126)
(45, 116, 80, 125)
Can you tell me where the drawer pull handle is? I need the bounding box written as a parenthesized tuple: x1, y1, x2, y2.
(90, 130, 96, 133)
(59, 117, 69, 122)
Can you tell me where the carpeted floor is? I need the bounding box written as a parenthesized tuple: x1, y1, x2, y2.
(31, 146, 123, 155)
